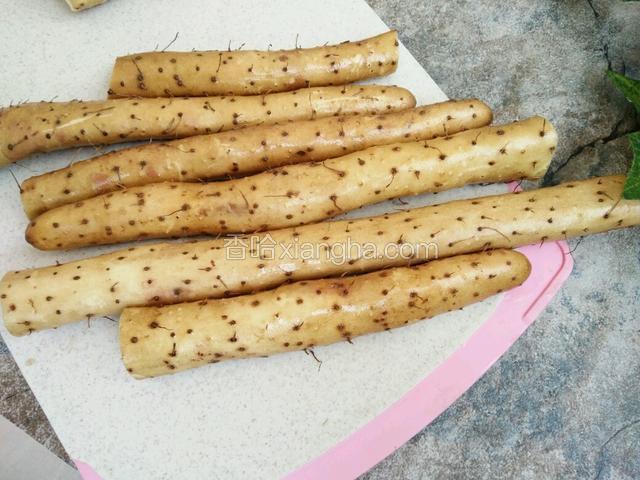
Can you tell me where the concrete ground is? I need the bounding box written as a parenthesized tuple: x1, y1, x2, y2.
(1, 1, 639, 478)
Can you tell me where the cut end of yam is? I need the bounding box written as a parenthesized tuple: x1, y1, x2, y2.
(65, 0, 107, 11)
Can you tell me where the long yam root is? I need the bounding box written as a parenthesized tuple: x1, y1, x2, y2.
(26, 116, 556, 249)
(120, 250, 530, 378)
(3, 176, 638, 335)
(108, 31, 399, 98)
(21, 99, 492, 219)
(0, 85, 414, 165)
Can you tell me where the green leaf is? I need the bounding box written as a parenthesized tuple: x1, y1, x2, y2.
(606, 70, 640, 112)
(623, 132, 640, 199)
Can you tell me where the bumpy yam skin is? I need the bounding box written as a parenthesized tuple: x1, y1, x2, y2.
(0, 85, 413, 165)
(120, 250, 530, 378)
(26, 116, 556, 249)
(109, 31, 399, 98)
(21, 99, 492, 219)
(3, 176, 638, 335)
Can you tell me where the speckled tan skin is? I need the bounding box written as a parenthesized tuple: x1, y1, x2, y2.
(26, 116, 556, 250)
(65, 0, 106, 11)
(108, 31, 399, 98)
(0, 85, 414, 165)
(21, 99, 492, 219)
(120, 250, 530, 378)
(3, 176, 639, 336)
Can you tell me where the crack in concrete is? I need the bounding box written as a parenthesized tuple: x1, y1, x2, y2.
(593, 418, 640, 479)
(548, 0, 637, 185)
(544, 116, 632, 183)
(585, 1, 614, 78)
(1, 387, 30, 402)
(603, 43, 612, 71)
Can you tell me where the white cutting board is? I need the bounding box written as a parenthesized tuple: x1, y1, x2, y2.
(0, 1, 512, 478)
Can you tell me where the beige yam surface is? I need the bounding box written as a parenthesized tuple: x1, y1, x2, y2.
(26, 116, 556, 249)
(120, 250, 530, 378)
(0, 85, 413, 164)
(109, 31, 399, 98)
(3, 176, 638, 335)
(21, 99, 491, 218)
